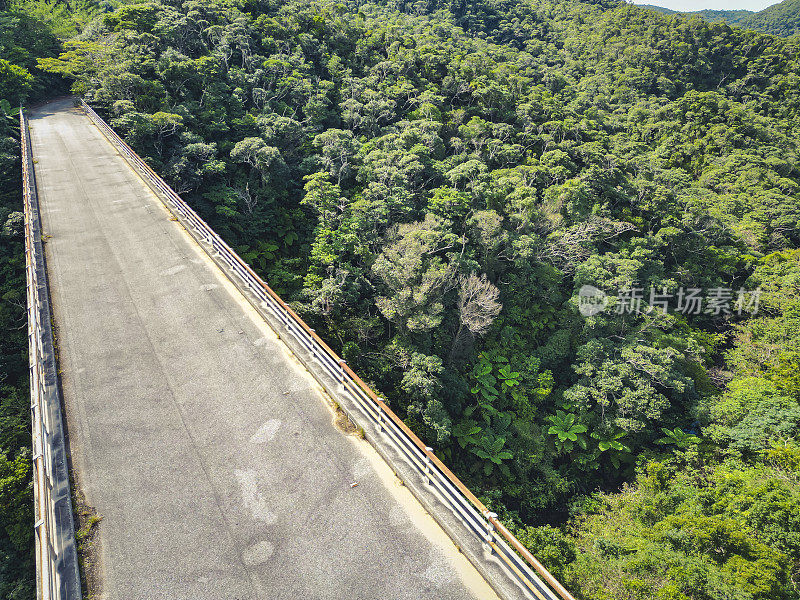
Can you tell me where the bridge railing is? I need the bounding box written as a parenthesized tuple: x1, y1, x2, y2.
(21, 108, 82, 600)
(81, 99, 574, 600)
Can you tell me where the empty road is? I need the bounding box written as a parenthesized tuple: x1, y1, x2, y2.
(29, 99, 499, 600)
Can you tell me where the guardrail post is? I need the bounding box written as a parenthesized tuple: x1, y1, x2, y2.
(338, 360, 346, 389)
(309, 329, 317, 359)
(483, 511, 498, 553)
(376, 403, 385, 432)
(423, 447, 434, 485)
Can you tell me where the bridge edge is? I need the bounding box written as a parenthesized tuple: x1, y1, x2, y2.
(79, 99, 573, 600)
(21, 106, 83, 600)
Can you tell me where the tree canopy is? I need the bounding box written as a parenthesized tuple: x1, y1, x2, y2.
(4, 0, 800, 596)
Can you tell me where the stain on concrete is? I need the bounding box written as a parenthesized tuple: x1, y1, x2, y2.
(235, 470, 278, 524)
(250, 420, 281, 444)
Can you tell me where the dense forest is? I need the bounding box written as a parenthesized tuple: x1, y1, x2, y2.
(0, 8, 36, 600)
(642, 0, 800, 38)
(742, 0, 800, 36)
(3, 0, 800, 598)
(0, 85, 32, 598)
(0, 1, 85, 596)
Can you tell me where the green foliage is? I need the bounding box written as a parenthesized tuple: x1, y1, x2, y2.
(726, 251, 800, 399)
(10, 0, 99, 39)
(451, 354, 522, 478)
(371, 215, 456, 333)
(547, 411, 588, 454)
(643, 1, 800, 38)
(562, 457, 800, 600)
(0, 92, 32, 600)
(0, 450, 34, 600)
(656, 427, 701, 449)
(14, 0, 800, 594)
(0, 59, 31, 103)
(102, 3, 160, 33)
(514, 524, 576, 583)
(591, 428, 631, 469)
(738, 0, 800, 37)
(453, 419, 514, 478)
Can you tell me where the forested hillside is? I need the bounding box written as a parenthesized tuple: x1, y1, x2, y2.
(639, 5, 755, 24)
(641, 0, 800, 38)
(4, 0, 800, 597)
(740, 0, 800, 37)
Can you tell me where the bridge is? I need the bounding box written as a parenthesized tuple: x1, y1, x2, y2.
(21, 99, 572, 600)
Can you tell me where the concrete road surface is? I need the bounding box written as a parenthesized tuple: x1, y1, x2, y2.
(29, 99, 500, 600)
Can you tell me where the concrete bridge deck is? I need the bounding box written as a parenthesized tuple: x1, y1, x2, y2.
(29, 99, 498, 600)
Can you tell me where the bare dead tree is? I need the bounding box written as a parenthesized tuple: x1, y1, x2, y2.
(458, 272, 502, 334)
(449, 273, 502, 364)
(234, 183, 257, 215)
(538, 217, 637, 275)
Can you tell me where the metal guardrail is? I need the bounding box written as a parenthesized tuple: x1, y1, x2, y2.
(21, 108, 82, 600)
(80, 99, 574, 600)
